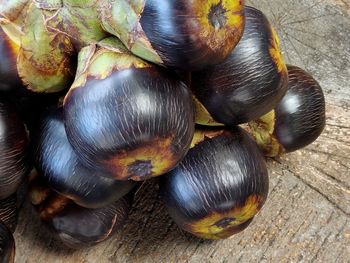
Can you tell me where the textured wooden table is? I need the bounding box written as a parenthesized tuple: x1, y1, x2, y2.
(14, 0, 350, 262)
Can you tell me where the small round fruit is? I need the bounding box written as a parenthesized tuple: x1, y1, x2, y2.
(159, 127, 269, 240)
(249, 65, 326, 157)
(29, 179, 133, 249)
(0, 194, 18, 233)
(0, 220, 15, 263)
(99, 0, 245, 70)
(192, 6, 288, 126)
(64, 41, 194, 181)
(0, 97, 29, 199)
(35, 107, 136, 208)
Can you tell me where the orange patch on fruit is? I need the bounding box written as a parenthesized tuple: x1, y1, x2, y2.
(269, 26, 287, 74)
(190, 0, 245, 60)
(102, 136, 178, 181)
(186, 195, 265, 240)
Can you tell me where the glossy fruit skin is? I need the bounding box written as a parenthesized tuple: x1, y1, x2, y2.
(99, 0, 245, 70)
(46, 196, 132, 249)
(0, 97, 29, 199)
(0, 220, 15, 263)
(192, 6, 288, 126)
(35, 108, 136, 208)
(247, 65, 326, 157)
(35, 0, 244, 70)
(30, 178, 133, 249)
(0, 26, 21, 92)
(274, 65, 326, 152)
(0, 194, 17, 233)
(64, 64, 194, 181)
(138, 0, 245, 70)
(159, 127, 269, 240)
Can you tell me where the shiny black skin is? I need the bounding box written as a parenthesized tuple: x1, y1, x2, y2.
(64, 67, 194, 179)
(0, 220, 15, 263)
(140, 0, 243, 70)
(192, 6, 288, 126)
(35, 108, 136, 208)
(40, 193, 133, 249)
(274, 65, 326, 152)
(140, 0, 205, 70)
(0, 194, 17, 233)
(160, 127, 269, 233)
(0, 28, 22, 92)
(0, 97, 29, 199)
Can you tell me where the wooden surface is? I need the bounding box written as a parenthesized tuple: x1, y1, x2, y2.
(14, 0, 350, 262)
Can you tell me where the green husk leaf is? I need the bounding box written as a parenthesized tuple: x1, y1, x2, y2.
(98, 37, 128, 54)
(74, 44, 96, 80)
(99, 0, 163, 64)
(37, 0, 107, 50)
(193, 96, 224, 127)
(17, 2, 75, 93)
(0, 0, 29, 23)
(34, 0, 62, 10)
(0, 0, 30, 45)
(68, 36, 151, 92)
(248, 110, 285, 157)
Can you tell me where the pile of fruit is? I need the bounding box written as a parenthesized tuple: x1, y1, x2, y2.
(0, 0, 326, 261)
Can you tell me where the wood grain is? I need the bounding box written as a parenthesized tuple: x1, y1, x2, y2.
(14, 0, 350, 262)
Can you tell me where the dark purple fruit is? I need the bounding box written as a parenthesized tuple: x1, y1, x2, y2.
(100, 0, 245, 70)
(0, 194, 17, 233)
(159, 127, 269, 240)
(0, 97, 29, 199)
(0, 220, 15, 263)
(29, 178, 133, 249)
(64, 40, 195, 181)
(192, 6, 288, 126)
(249, 65, 326, 157)
(35, 107, 136, 208)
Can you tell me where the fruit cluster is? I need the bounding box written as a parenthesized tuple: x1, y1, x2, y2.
(0, 0, 326, 261)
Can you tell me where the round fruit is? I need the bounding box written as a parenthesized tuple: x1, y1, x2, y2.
(99, 0, 245, 70)
(192, 6, 288, 126)
(64, 39, 195, 181)
(35, 107, 136, 208)
(160, 127, 269, 240)
(29, 178, 133, 249)
(249, 65, 326, 157)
